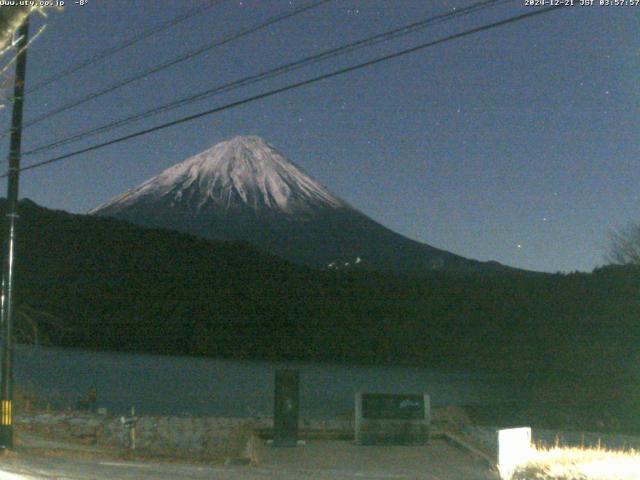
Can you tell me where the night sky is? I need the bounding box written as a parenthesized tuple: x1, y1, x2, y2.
(0, 0, 637, 273)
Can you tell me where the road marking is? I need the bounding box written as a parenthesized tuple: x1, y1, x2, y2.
(259, 466, 411, 479)
(98, 462, 151, 468)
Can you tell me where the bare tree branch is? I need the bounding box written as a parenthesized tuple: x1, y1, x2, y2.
(606, 225, 640, 265)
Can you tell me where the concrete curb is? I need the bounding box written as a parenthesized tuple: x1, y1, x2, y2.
(442, 431, 496, 468)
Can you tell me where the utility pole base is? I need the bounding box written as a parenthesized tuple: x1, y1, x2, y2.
(0, 425, 13, 449)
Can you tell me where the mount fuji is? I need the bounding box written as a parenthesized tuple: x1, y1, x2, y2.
(90, 136, 505, 273)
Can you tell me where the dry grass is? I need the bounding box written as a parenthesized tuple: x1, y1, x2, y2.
(512, 445, 640, 480)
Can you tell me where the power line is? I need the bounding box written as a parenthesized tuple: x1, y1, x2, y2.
(6, 5, 566, 178)
(25, 0, 510, 155)
(24, 0, 514, 157)
(26, 1, 224, 95)
(6, 0, 334, 135)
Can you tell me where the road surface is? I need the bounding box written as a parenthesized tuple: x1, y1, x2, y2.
(0, 440, 498, 479)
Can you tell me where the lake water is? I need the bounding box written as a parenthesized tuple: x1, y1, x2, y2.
(14, 344, 516, 418)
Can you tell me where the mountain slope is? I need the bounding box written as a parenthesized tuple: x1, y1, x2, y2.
(90, 136, 506, 273)
(8, 199, 640, 379)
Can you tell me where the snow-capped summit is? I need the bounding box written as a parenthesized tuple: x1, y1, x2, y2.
(90, 136, 345, 216)
(91, 136, 506, 274)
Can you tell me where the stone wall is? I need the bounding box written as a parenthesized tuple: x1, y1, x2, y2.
(14, 411, 358, 457)
(15, 412, 271, 457)
(14, 405, 479, 456)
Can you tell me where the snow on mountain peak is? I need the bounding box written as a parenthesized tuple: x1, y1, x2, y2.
(90, 136, 346, 215)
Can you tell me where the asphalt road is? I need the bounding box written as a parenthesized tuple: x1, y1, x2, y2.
(0, 440, 498, 480)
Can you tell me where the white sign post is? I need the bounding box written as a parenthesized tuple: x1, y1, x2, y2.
(498, 427, 532, 480)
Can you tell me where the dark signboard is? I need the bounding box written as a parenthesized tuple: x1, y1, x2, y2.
(355, 392, 431, 445)
(361, 393, 425, 420)
(273, 369, 299, 447)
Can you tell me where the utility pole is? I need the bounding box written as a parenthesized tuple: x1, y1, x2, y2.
(0, 17, 29, 450)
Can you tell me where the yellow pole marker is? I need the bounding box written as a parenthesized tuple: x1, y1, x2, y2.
(1, 400, 12, 426)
